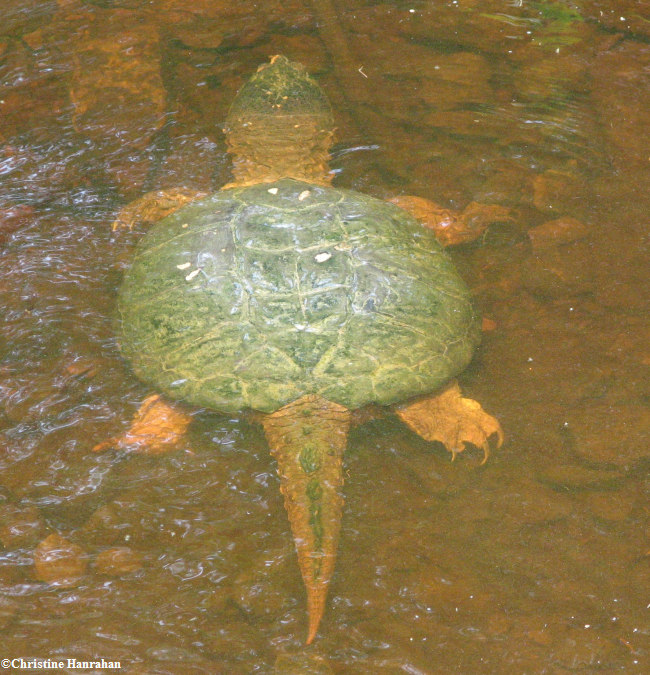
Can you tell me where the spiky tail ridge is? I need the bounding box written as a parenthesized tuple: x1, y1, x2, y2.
(261, 394, 351, 644)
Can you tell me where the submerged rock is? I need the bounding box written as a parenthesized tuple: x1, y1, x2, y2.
(33, 533, 88, 587)
(532, 169, 589, 214)
(528, 217, 590, 251)
(273, 651, 334, 674)
(94, 547, 143, 576)
(537, 464, 626, 491)
(0, 504, 46, 549)
(520, 245, 595, 299)
(590, 41, 650, 171)
(0, 205, 35, 248)
(568, 403, 650, 465)
(0, 596, 19, 631)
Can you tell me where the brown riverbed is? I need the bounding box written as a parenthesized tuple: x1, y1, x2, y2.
(1, 1, 648, 673)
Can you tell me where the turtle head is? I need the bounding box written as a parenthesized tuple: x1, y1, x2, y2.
(224, 55, 335, 187)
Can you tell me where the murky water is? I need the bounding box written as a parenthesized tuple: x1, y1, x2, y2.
(1, 1, 648, 673)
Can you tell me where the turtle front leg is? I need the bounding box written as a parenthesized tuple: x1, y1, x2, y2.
(260, 394, 351, 644)
(112, 187, 207, 231)
(394, 381, 503, 463)
(93, 394, 192, 455)
(389, 195, 514, 247)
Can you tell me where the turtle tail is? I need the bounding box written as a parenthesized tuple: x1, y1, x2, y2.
(260, 394, 351, 644)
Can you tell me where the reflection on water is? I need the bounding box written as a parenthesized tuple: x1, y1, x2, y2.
(1, 1, 648, 672)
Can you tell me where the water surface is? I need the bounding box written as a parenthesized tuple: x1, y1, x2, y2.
(1, 1, 648, 672)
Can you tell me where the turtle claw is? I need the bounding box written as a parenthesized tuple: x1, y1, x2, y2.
(112, 188, 207, 231)
(93, 394, 192, 455)
(394, 381, 503, 462)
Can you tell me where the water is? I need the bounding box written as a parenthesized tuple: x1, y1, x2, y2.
(1, 1, 648, 672)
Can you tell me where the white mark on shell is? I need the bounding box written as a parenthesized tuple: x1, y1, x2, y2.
(314, 252, 331, 263)
(298, 190, 310, 201)
(176, 262, 191, 270)
(267, 187, 279, 195)
(185, 268, 201, 281)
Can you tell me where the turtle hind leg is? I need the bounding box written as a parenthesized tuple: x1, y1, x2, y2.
(394, 381, 503, 463)
(260, 394, 351, 644)
(93, 394, 192, 455)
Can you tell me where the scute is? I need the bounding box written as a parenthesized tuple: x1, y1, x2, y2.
(118, 178, 480, 412)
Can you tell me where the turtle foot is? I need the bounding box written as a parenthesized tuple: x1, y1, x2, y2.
(389, 195, 515, 247)
(93, 394, 192, 455)
(112, 188, 207, 231)
(394, 381, 503, 463)
(389, 195, 466, 247)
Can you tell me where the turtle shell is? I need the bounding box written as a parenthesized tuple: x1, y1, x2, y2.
(118, 178, 480, 413)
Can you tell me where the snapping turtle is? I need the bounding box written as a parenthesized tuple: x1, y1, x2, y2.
(99, 55, 502, 643)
